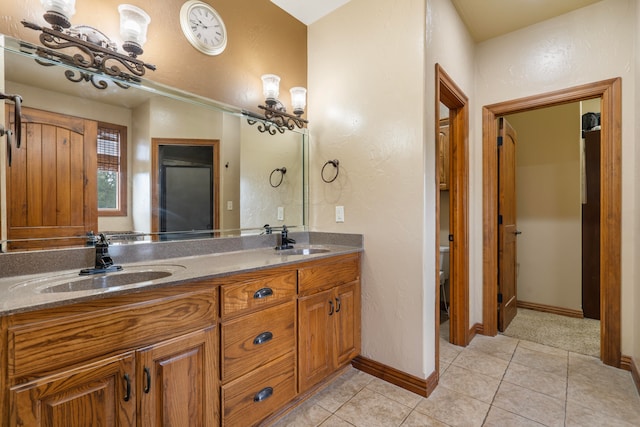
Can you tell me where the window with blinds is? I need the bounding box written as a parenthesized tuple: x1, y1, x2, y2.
(97, 122, 127, 215)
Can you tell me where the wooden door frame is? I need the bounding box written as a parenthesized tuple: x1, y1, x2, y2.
(435, 64, 470, 354)
(151, 138, 220, 233)
(482, 78, 622, 367)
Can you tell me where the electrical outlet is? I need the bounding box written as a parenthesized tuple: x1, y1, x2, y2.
(336, 206, 345, 223)
(277, 206, 284, 221)
(226, 201, 233, 211)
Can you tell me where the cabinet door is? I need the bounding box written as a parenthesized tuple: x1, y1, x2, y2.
(138, 327, 217, 427)
(298, 289, 334, 393)
(334, 281, 360, 367)
(10, 353, 135, 427)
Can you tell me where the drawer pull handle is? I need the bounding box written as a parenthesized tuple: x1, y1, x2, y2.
(253, 331, 274, 345)
(335, 297, 342, 313)
(254, 287, 274, 299)
(254, 386, 274, 402)
(143, 367, 151, 393)
(329, 300, 334, 315)
(123, 373, 131, 402)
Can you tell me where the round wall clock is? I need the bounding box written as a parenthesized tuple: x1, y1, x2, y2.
(180, 0, 227, 55)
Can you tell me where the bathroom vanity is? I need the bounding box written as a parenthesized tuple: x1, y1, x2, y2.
(0, 241, 362, 427)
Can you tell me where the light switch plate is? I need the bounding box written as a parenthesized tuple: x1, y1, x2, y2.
(336, 206, 345, 223)
(227, 201, 233, 211)
(277, 206, 284, 221)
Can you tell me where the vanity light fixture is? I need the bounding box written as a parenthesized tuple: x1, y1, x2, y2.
(21, 0, 156, 90)
(244, 74, 309, 135)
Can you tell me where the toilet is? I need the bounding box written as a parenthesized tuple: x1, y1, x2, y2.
(439, 246, 450, 315)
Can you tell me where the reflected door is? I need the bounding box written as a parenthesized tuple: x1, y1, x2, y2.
(5, 106, 97, 249)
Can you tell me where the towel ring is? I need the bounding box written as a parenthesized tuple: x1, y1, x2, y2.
(269, 167, 287, 188)
(321, 159, 339, 183)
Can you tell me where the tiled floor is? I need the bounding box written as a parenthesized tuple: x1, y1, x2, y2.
(270, 334, 640, 426)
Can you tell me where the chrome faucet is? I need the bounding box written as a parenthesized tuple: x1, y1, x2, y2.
(80, 234, 122, 275)
(275, 225, 295, 250)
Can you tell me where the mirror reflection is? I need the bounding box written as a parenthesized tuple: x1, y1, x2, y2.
(1, 35, 308, 251)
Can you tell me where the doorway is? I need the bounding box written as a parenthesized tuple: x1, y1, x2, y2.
(435, 64, 470, 356)
(151, 138, 220, 237)
(482, 78, 622, 367)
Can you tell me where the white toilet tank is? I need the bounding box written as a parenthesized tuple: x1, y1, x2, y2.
(439, 246, 450, 281)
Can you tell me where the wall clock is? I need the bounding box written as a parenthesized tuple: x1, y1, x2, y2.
(180, 0, 227, 55)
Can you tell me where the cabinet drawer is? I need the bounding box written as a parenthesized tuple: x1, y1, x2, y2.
(221, 300, 295, 382)
(220, 271, 297, 318)
(8, 288, 217, 379)
(298, 253, 360, 295)
(222, 352, 296, 427)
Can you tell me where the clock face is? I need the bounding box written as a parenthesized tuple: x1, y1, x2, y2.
(180, 1, 227, 55)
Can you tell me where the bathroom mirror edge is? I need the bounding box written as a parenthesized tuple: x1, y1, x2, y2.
(0, 34, 309, 252)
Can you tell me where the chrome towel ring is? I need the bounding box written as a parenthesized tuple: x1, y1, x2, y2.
(321, 159, 339, 183)
(269, 167, 287, 187)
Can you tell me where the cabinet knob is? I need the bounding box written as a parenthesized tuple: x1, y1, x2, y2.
(253, 287, 274, 299)
(253, 386, 274, 402)
(253, 331, 274, 345)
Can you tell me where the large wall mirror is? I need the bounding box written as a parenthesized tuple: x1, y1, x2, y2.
(0, 35, 308, 252)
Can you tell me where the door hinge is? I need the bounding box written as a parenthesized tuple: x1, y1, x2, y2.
(448, 234, 453, 242)
(497, 293, 503, 303)
(498, 215, 503, 225)
(497, 136, 503, 146)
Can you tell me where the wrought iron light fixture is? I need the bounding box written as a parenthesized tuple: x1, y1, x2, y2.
(21, 0, 156, 89)
(245, 74, 309, 135)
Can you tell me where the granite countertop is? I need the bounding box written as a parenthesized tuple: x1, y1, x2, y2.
(0, 243, 362, 316)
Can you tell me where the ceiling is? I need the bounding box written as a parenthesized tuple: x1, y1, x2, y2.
(272, 0, 603, 42)
(450, 0, 603, 42)
(270, 0, 352, 25)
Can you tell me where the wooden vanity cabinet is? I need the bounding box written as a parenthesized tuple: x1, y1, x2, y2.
(1, 252, 362, 427)
(3, 282, 218, 427)
(297, 253, 361, 393)
(217, 267, 298, 427)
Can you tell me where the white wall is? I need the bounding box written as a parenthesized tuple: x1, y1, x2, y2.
(475, 0, 637, 354)
(309, 0, 428, 378)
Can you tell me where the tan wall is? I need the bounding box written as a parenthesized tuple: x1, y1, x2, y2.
(506, 104, 582, 311)
(309, 0, 427, 377)
(634, 0, 640, 374)
(475, 0, 637, 355)
(1, 0, 307, 112)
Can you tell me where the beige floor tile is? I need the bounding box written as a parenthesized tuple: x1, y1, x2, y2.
(319, 415, 357, 427)
(565, 399, 639, 427)
(440, 359, 451, 376)
(451, 348, 510, 380)
(270, 400, 332, 427)
(414, 385, 489, 427)
(365, 377, 423, 408)
(468, 334, 518, 361)
(510, 345, 567, 377)
(503, 361, 567, 400)
(401, 410, 450, 426)
(482, 406, 545, 427)
(334, 388, 413, 427)
(440, 339, 464, 363)
(517, 339, 569, 357)
(438, 365, 500, 403)
(313, 367, 375, 413)
(567, 371, 640, 425)
(492, 382, 565, 427)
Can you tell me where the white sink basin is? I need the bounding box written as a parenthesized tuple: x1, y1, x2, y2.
(10, 265, 186, 294)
